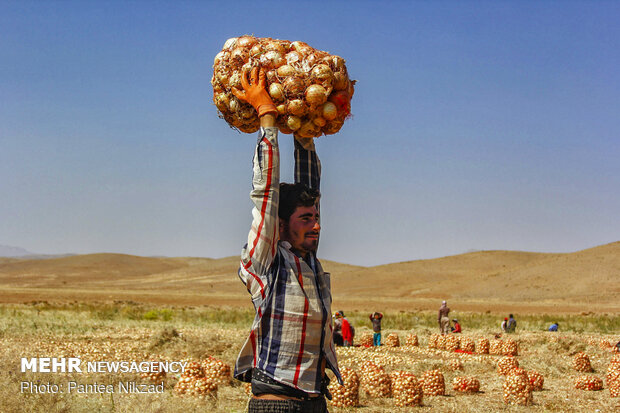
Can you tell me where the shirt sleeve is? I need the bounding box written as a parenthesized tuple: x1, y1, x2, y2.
(294, 139, 321, 191)
(239, 127, 280, 301)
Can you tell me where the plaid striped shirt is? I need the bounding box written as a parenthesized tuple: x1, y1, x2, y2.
(234, 127, 342, 393)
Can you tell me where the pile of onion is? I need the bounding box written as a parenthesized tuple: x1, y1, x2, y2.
(212, 35, 355, 136)
(503, 368, 534, 405)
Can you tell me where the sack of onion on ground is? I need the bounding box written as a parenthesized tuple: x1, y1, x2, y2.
(212, 35, 355, 136)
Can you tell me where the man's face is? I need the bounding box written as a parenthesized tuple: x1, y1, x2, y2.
(280, 204, 320, 256)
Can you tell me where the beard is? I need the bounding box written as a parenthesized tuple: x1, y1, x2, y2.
(282, 225, 320, 254)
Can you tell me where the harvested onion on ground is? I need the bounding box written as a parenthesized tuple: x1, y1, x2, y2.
(573, 352, 593, 372)
(497, 356, 519, 375)
(391, 371, 423, 406)
(328, 367, 360, 407)
(421, 369, 445, 396)
(452, 376, 480, 393)
(503, 368, 534, 405)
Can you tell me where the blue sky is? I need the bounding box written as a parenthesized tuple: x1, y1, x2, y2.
(1, 1, 618, 266)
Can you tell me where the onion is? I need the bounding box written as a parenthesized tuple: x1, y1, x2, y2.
(300, 59, 313, 73)
(321, 102, 338, 121)
(276, 104, 287, 115)
(331, 56, 346, 71)
(311, 64, 333, 84)
(250, 43, 264, 57)
(287, 115, 302, 131)
(228, 71, 242, 89)
(228, 97, 240, 113)
(333, 72, 349, 90)
(265, 41, 287, 55)
(239, 104, 255, 119)
(217, 71, 229, 86)
(268, 83, 285, 101)
(285, 51, 302, 65)
(223, 37, 237, 50)
(283, 77, 305, 97)
(305, 84, 327, 106)
(313, 116, 326, 127)
(230, 116, 243, 127)
(236, 35, 257, 49)
(287, 99, 307, 116)
(304, 53, 320, 68)
(296, 119, 320, 138)
(212, 81, 223, 93)
(231, 47, 249, 64)
(213, 51, 228, 66)
(260, 50, 285, 69)
(214, 93, 229, 112)
(279, 124, 293, 135)
(291, 41, 313, 55)
(323, 119, 344, 135)
(291, 41, 309, 50)
(241, 62, 253, 73)
(277, 64, 296, 77)
(265, 70, 278, 84)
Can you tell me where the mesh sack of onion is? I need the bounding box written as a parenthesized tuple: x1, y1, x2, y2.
(212, 35, 355, 136)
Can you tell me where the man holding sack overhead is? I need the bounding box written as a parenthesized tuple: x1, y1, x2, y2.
(233, 66, 345, 412)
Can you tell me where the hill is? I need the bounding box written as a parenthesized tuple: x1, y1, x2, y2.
(0, 242, 618, 314)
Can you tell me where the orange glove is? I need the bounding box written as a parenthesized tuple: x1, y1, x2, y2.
(232, 67, 277, 118)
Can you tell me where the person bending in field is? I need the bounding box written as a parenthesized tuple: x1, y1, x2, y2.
(233, 67, 346, 413)
(370, 312, 383, 346)
(451, 318, 461, 333)
(506, 314, 517, 333)
(333, 312, 344, 346)
(501, 317, 508, 332)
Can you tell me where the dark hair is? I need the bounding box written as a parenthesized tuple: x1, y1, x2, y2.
(278, 183, 320, 222)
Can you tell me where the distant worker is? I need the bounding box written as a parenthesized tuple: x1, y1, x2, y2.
(451, 318, 461, 333)
(548, 322, 558, 332)
(506, 314, 517, 333)
(333, 312, 344, 346)
(501, 317, 508, 332)
(438, 301, 450, 334)
(370, 312, 383, 346)
(339, 311, 354, 347)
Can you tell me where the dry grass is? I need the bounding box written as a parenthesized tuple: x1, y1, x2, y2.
(1, 303, 619, 412)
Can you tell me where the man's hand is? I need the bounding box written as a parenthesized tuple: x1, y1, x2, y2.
(232, 67, 277, 118)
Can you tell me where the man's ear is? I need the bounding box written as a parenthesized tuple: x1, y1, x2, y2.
(278, 218, 285, 237)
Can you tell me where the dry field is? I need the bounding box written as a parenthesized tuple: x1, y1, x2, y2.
(1, 242, 618, 411)
(0, 241, 619, 313)
(1, 303, 618, 413)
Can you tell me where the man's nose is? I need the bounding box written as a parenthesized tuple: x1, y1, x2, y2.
(313, 221, 321, 231)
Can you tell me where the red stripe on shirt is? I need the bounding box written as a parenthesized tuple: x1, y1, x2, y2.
(292, 256, 309, 386)
(245, 137, 274, 269)
(240, 259, 265, 298)
(250, 330, 257, 367)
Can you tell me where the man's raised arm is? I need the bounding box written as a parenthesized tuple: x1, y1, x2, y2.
(294, 136, 321, 192)
(233, 68, 280, 298)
